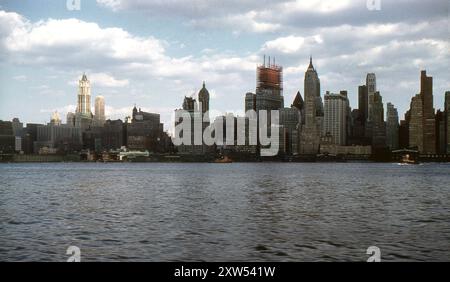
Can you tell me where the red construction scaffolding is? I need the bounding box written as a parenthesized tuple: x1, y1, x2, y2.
(256, 56, 283, 93)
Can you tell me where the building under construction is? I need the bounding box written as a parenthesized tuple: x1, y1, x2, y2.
(245, 56, 284, 113)
(256, 56, 283, 96)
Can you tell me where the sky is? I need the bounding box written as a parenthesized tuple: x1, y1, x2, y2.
(0, 0, 448, 133)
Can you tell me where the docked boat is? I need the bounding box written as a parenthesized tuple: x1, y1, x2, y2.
(214, 155, 233, 163)
(399, 154, 419, 165)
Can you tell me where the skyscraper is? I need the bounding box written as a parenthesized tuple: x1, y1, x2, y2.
(174, 82, 212, 155)
(407, 70, 436, 154)
(245, 92, 256, 112)
(67, 73, 94, 131)
(420, 70, 436, 154)
(386, 103, 399, 150)
(299, 57, 321, 154)
(197, 82, 211, 153)
(291, 91, 305, 124)
(76, 73, 91, 115)
(445, 91, 450, 154)
(358, 85, 368, 123)
(409, 94, 423, 151)
(435, 110, 446, 154)
(323, 91, 349, 146)
(198, 81, 210, 115)
(370, 91, 386, 148)
(94, 96, 106, 127)
(366, 73, 376, 122)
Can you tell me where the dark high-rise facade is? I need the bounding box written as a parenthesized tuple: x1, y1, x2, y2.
(0, 121, 15, 153)
(358, 85, 368, 123)
(435, 110, 446, 154)
(347, 85, 370, 146)
(445, 91, 450, 154)
(386, 103, 399, 150)
(409, 94, 423, 151)
(399, 118, 409, 149)
(370, 91, 386, 148)
(420, 70, 436, 154)
(366, 73, 376, 123)
(291, 91, 305, 124)
(245, 92, 256, 112)
(362, 73, 378, 144)
(128, 106, 164, 151)
(408, 70, 436, 154)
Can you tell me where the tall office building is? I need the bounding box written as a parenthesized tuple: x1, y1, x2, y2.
(370, 91, 386, 148)
(358, 85, 368, 123)
(299, 57, 321, 154)
(197, 82, 211, 138)
(409, 94, 423, 151)
(243, 57, 284, 156)
(420, 70, 436, 154)
(347, 86, 369, 145)
(174, 82, 212, 155)
(291, 91, 305, 125)
(407, 71, 436, 154)
(279, 107, 300, 155)
(435, 110, 446, 154)
(94, 96, 106, 127)
(127, 106, 165, 152)
(198, 81, 210, 115)
(245, 92, 256, 112)
(366, 73, 376, 121)
(67, 73, 93, 131)
(446, 91, 450, 153)
(0, 120, 15, 153)
(386, 103, 399, 150)
(399, 119, 409, 149)
(323, 91, 349, 146)
(76, 73, 91, 115)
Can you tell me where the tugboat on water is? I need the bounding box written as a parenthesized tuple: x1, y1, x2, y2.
(392, 149, 420, 165)
(214, 155, 233, 163)
(399, 154, 419, 165)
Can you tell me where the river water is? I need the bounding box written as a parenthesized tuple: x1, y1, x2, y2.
(0, 162, 449, 261)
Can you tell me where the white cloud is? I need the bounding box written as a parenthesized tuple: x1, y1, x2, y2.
(2, 16, 166, 64)
(90, 73, 129, 87)
(1, 6, 449, 127)
(263, 36, 304, 54)
(96, 0, 448, 34)
(12, 75, 27, 81)
(281, 0, 352, 13)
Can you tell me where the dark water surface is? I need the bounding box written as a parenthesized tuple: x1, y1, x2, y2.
(0, 162, 449, 261)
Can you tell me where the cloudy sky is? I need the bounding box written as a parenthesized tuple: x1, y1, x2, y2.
(0, 0, 448, 133)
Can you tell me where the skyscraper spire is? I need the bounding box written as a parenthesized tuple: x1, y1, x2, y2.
(308, 55, 314, 70)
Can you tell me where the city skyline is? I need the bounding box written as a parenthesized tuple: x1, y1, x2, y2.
(0, 0, 449, 132)
(2, 60, 448, 138)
